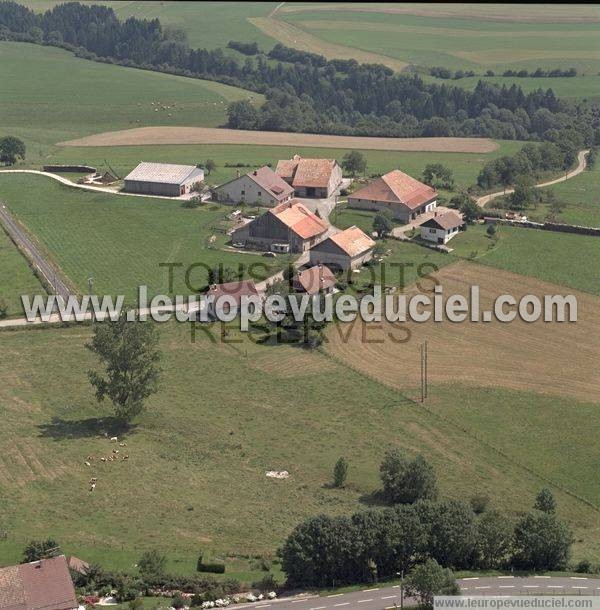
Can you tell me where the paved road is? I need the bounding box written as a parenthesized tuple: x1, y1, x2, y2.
(476, 149, 590, 208)
(235, 577, 600, 610)
(0, 202, 72, 300)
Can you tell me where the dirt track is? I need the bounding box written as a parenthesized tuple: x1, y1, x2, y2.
(325, 261, 600, 403)
(59, 127, 499, 153)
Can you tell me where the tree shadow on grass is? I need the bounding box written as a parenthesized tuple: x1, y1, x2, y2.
(358, 489, 390, 507)
(37, 414, 136, 440)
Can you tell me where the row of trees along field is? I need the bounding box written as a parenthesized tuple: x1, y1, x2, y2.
(282, 449, 574, 588)
(1, 1, 600, 143)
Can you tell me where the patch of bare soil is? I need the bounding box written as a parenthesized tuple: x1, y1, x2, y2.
(59, 127, 499, 153)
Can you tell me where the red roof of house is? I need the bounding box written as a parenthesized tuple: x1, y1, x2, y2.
(246, 166, 294, 201)
(325, 226, 375, 257)
(0, 556, 78, 610)
(271, 200, 329, 240)
(276, 155, 338, 188)
(294, 265, 337, 295)
(421, 211, 464, 231)
(351, 169, 437, 210)
(207, 280, 261, 306)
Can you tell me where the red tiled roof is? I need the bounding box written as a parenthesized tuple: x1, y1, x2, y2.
(351, 169, 437, 210)
(247, 166, 294, 201)
(0, 556, 78, 610)
(327, 226, 375, 257)
(271, 200, 329, 240)
(276, 156, 338, 188)
(421, 211, 464, 231)
(295, 265, 337, 295)
(207, 280, 260, 307)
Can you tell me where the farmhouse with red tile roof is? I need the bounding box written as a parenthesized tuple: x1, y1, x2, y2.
(0, 555, 78, 610)
(420, 211, 464, 245)
(231, 199, 329, 253)
(294, 264, 337, 295)
(348, 169, 437, 223)
(215, 166, 294, 206)
(276, 155, 342, 198)
(309, 226, 375, 271)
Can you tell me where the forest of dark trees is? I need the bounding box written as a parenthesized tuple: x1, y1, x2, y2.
(1, 1, 600, 144)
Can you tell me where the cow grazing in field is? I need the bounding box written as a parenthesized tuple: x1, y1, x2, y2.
(84, 461, 91, 467)
(90, 483, 96, 492)
(122, 455, 129, 461)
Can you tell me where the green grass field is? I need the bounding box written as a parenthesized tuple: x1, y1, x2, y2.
(0, 41, 262, 150)
(450, 224, 600, 295)
(0, 225, 46, 318)
(0, 174, 279, 300)
(17, 1, 279, 51)
(0, 321, 597, 572)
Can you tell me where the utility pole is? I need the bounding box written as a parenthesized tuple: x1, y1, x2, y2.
(420, 341, 429, 402)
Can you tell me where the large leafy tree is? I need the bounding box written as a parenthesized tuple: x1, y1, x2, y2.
(0, 135, 25, 165)
(380, 449, 438, 504)
(86, 310, 161, 423)
(23, 538, 60, 563)
(533, 488, 556, 513)
(475, 510, 514, 569)
(373, 212, 394, 238)
(405, 559, 460, 608)
(512, 511, 573, 570)
(341, 150, 367, 177)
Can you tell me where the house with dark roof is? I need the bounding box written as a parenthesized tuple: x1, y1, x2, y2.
(348, 169, 437, 223)
(0, 555, 78, 610)
(215, 166, 294, 207)
(294, 264, 337, 295)
(231, 200, 329, 253)
(276, 155, 342, 198)
(309, 225, 376, 271)
(205, 279, 263, 320)
(123, 161, 204, 197)
(420, 211, 464, 244)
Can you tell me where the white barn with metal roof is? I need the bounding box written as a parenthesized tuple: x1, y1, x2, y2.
(123, 162, 205, 197)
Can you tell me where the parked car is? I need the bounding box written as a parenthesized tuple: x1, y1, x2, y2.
(263, 252, 277, 257)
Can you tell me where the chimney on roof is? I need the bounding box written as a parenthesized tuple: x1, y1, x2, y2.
(253, 170, 258, 176)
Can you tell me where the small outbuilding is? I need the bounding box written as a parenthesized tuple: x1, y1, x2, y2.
(294, 264, 337, 295)
(420, 211, 464, 244)
(309, 225, 375, 271)
(123, 162, 204, 197)
(215, 166, 294, 206)
(348, 169, 437, 223)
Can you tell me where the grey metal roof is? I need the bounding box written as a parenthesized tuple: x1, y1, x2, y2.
(124, 162, 202, 185)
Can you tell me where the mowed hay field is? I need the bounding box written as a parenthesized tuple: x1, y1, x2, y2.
(326, 260, 600, 404)
(60, 126, 498, 153)
(0, 320, 598, 570)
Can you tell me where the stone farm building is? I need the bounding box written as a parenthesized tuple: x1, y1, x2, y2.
(309, 225, 375, 270)
(123, 162, 204, 197)
(276, 155, 342, 198)
(420, 211, 464, 244)
(215, 166, 294, 206)
(294, 264, 337, 295)
(348, 169, 437, 223)
(0, 555, 78, 610)
(205, 279, 262, 320)
(231, 200, 329, 253)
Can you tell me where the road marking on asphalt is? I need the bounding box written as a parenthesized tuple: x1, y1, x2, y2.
(363, 588, 379, 592)
(334, 603, 350, 607)
(310, 607, 327, 609)
(327, 595, 344, 598)
(381, 596, 397, 600)
(534, 576, 550, 578)
(572, 586, 588, 589)
(475, 586, 491, 590)
(256, 605, 271, 608)
(463, 577, 479, 581)
(547, 585, 564, 588)
(498, 576, 515, 579)
(499, 586, 515, 588)
(571, 577, 588, 580)
(357, 599, 373, 603)
(292, 601, 310, 604)
(392, 585, 400, 589)
(523, 586, 539, 588)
